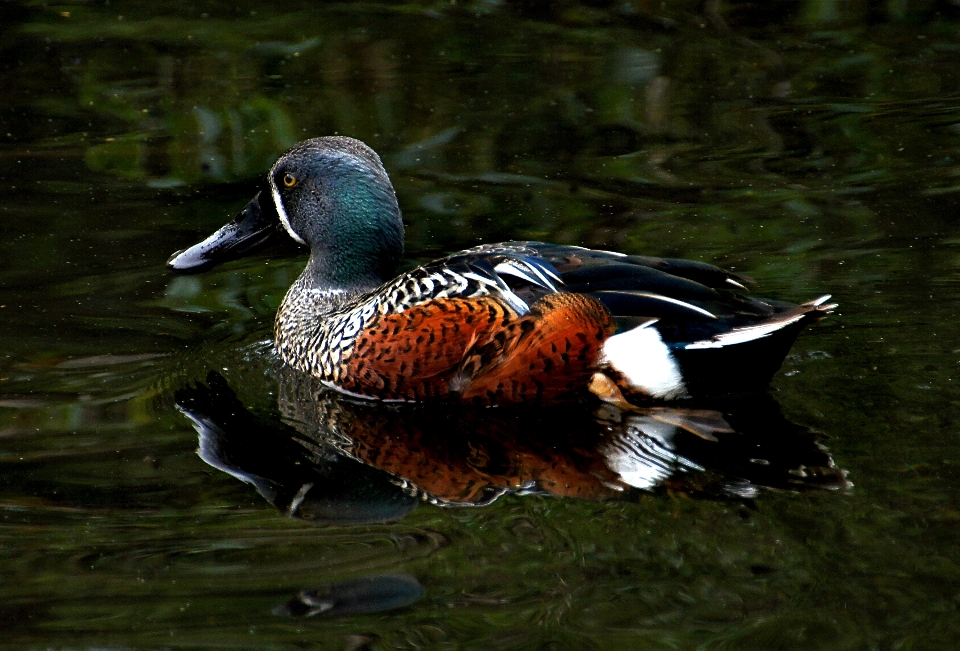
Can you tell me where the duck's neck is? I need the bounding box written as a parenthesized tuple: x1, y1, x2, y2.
(276, 256, 372, 335)
(299, 248, 388, 296)
(273, 252, 391, 376)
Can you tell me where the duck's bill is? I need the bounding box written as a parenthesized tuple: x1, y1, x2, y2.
(167, 191, 284, 273)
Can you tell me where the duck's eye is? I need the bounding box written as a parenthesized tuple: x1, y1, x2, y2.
(282, 173, 297, 188)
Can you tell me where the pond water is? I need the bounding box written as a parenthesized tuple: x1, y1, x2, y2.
(3, 0, 960, 648)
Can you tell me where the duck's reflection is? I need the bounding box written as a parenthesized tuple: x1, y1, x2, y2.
(177, 370, 850, 522)
(273, 574, 425, 618)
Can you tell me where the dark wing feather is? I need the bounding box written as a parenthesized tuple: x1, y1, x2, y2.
(557, 262, 722, 300)
(521, 242, 750, 289)
(620, 254, 752, 289)
(588, 290, 719, 321)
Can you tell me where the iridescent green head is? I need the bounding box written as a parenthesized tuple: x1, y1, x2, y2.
(268, 136, 404, 290)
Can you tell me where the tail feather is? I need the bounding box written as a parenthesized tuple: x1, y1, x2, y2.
(600, 296, 837, 401)
(684, 297, 835, 350)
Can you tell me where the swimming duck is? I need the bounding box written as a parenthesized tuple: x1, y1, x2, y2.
(169, 136, 835, 407)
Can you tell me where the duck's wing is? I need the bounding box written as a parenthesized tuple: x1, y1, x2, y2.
(524, 242, 752, 291)
(517, 241, 833, 338)
(378, 240, 834, 355)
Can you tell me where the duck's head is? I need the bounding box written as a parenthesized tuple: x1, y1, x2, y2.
(169, 136, 404, 290)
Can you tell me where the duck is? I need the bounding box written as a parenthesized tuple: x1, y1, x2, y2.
(168, 136, 836, 407)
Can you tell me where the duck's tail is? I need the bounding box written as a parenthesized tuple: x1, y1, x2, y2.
(598, 296, 837, 401)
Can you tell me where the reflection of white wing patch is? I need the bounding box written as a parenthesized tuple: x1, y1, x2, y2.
(601, 416, 704, 490)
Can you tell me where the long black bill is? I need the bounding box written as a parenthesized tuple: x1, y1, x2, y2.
(167, 190, 285, 273)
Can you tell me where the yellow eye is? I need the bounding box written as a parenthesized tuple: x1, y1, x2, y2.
(283, 173, 297, 188)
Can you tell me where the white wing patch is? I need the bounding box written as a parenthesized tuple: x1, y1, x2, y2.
(495, 289, 530, 316)
(600, 321, 686, 399)
(461, 269, 529, 314)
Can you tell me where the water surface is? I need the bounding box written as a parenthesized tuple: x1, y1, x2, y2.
(2, 1, 960, 648)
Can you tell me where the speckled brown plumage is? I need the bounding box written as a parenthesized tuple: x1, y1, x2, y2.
(335, 292, 613, 405)
(458, 293, 614, 404)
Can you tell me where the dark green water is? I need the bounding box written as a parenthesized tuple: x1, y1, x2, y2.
(3, 1, 960, 648)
